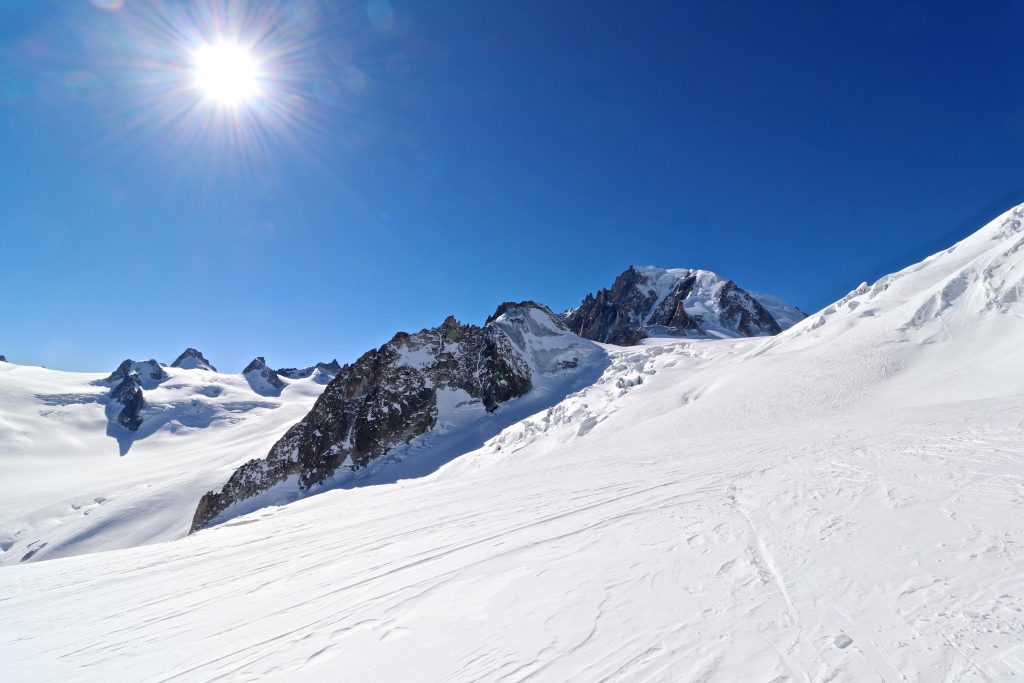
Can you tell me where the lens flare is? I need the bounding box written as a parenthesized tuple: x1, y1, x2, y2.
(193, 42, 261, 106)
(80, 0, 388, 191)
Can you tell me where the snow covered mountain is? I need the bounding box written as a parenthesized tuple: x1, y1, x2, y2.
(4, 204, 1024, 680)
(277, 359, 342, 384)
(0, 350, 333, 565)
(171, 347, 217, 371)
(564, 265, 803, 344)
(242, 356, 287, 395)
(191, 302, 603, 531)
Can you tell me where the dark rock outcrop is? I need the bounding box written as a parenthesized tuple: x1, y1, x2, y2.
(563, 267, 663, 345)
(715, 280, 783, 337)
(0, 355, 7, 362)
(109, 372, 145, 431)
(564, 266, 785, 345)
(171, 348, 217, 372)
(316, 359, 342, 374)
(646, 274, 704, 333)
(190, 304, 571, 532)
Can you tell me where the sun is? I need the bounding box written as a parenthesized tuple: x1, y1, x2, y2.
(192, 41, 261, 106)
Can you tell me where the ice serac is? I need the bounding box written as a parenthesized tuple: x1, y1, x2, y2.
(190, 302, 593, 531)
(563, 265, 800, 344)
(170, 348, 216, 372)
(242, 357, 286, 395)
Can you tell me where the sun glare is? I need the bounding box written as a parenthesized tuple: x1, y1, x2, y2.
(193, 41, 261, 106)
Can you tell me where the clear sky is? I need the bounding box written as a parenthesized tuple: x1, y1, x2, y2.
(3, 1, 1024, 372)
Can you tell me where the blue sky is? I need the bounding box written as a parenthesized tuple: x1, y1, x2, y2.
(2, 1, 1024, 372)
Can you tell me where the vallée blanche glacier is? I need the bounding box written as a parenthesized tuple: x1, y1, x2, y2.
(4, 204, 1024, 681)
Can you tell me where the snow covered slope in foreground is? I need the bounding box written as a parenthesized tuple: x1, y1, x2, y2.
(5, 204, 1024, 680)
(0, 362, 326, 566)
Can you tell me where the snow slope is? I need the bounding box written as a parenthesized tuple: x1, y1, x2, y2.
(0, 362, 326, 566)
(4, 204, 1024, 680)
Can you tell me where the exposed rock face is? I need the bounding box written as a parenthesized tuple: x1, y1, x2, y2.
(316, 359, 342, 374)
(190, 302, 588, 532)
(0, 355, 7, 362)
(715, 280, 783, 337)
(242, 357, 286, 393)
(103, 359, 168, 386)
(564, 266, 794, 345)
(109, 372, 145, 431)
(564, 267, 664, 345)
(99, 358, 169, 432)
(171, 348, 217, 372)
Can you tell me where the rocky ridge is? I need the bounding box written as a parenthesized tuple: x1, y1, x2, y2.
(242, 357, 286, 393)
(190, 302, 596, 531)
(564, 266, 799, 345)
(277, 360, 342, 384)
(108, 371, 145, 431)
(103, 359, 168, 386)
(171, 348, 217, 372)
(98, 349, 330, 434)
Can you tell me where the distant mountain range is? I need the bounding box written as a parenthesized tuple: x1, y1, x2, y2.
(0, 264, 803, 562)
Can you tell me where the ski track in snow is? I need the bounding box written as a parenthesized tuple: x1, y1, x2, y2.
(4, 206, 1024, 681)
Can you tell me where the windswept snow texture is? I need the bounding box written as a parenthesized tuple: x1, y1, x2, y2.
(5, 206, 1024, 680)
(0, 363, 326, 566)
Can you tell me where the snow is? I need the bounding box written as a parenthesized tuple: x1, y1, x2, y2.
(0, 363, 326, 566)
(634, 266, 725, 326)
(202, 306, 610, 527)
(489, 304, 602, 374)
(633, 265, 802, 336)
(172, 355, 215, 371)
(749, 290, 807, 329)
(4, 205, 1024, 680)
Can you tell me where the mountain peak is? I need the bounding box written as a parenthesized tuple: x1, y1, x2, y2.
(315, 359, 341, 374)
(485, 300, 558, 326)
(564, 265, 801, 345)
(276, 360, 342, 383)
(103, 359, 168, 386)
(241, 356, 270, 374)
(242, 356, 285, 394)
(170, 348, 217, 372)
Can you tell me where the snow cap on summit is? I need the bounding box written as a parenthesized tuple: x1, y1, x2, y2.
(170, 348, 217, 372)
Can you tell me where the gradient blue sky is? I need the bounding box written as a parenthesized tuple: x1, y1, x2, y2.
(3, 1, 1024, 372)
